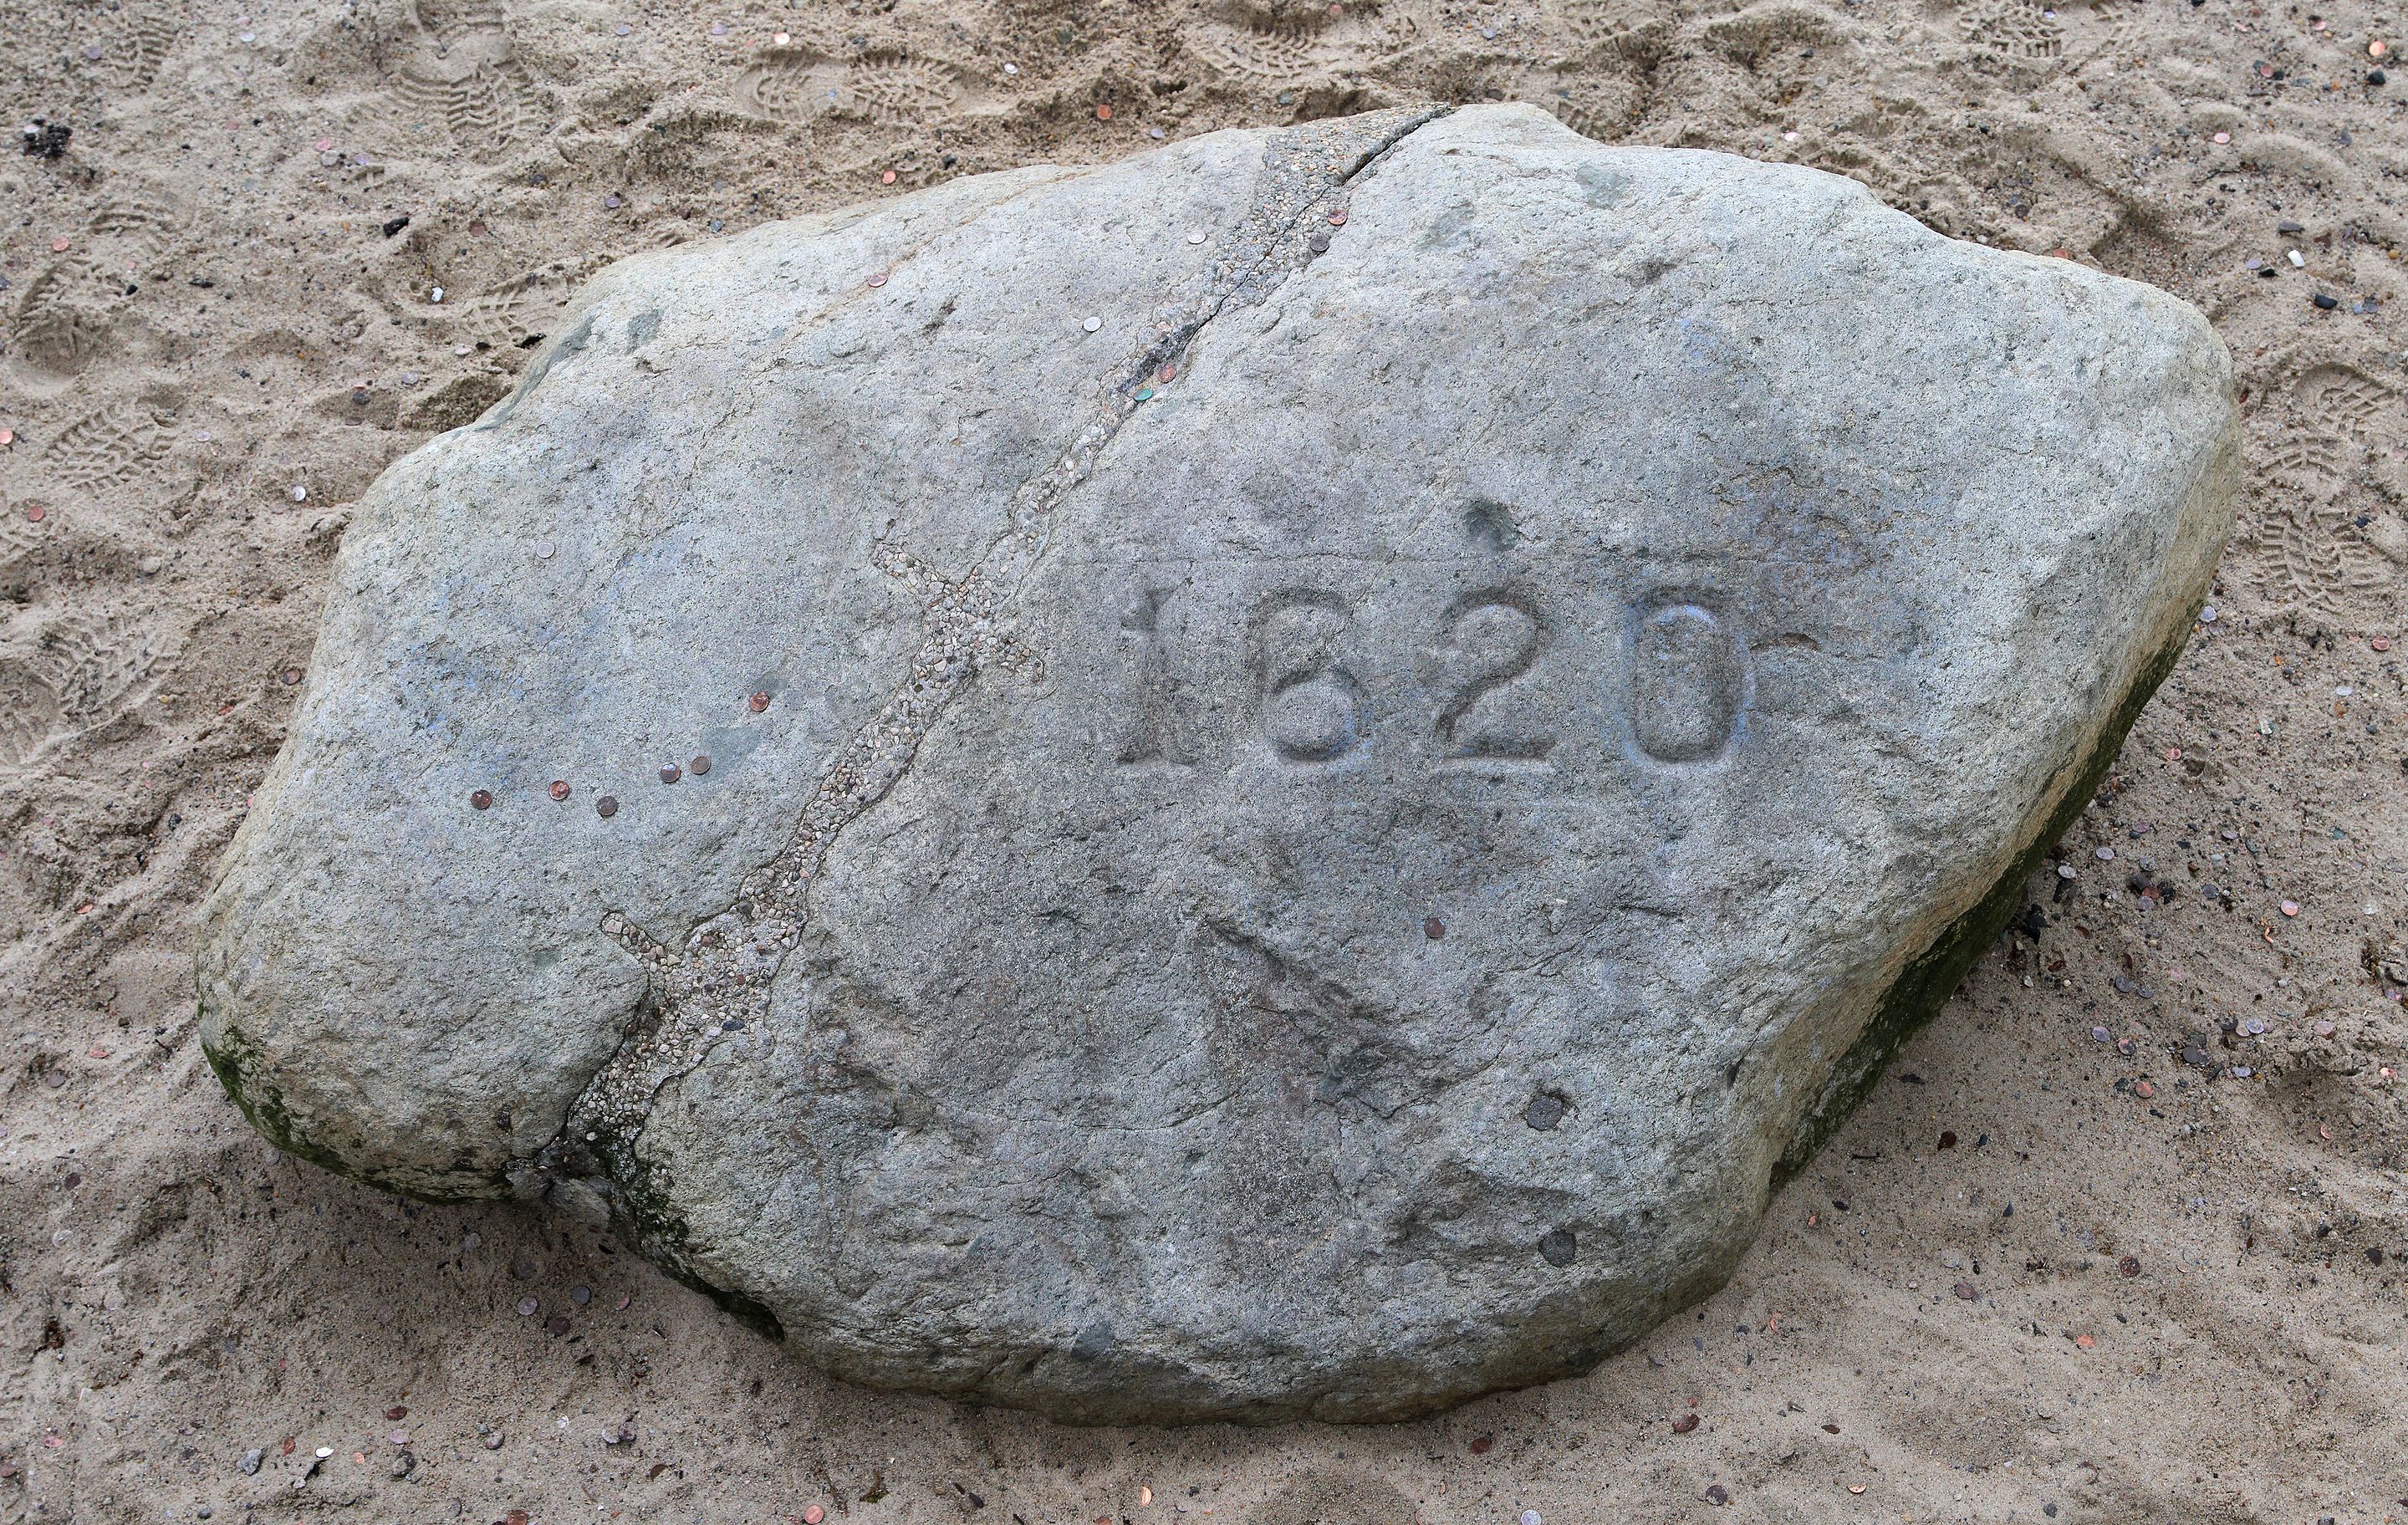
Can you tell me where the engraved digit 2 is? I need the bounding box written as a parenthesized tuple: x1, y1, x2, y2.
(1436, 592, 1549, 760)
(1256, 592, 1363, 763)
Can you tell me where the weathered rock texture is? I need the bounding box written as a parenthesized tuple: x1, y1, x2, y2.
(197, 104, 2236, 1423)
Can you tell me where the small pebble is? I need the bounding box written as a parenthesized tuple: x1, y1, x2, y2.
(690, 755, 711, 776)
(2313, 293, 2339, 309)
(596, 796, 619, 819)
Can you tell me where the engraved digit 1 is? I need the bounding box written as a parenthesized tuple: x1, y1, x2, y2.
(1624, 593, 1746, 765)
(1436, 591, 1549, 761)
(1115, 584, 1191, 768)
(1256, 592, 1363, 764)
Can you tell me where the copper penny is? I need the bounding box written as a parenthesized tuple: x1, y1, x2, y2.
(660, 764, 681, 784)
(748, 691, 770, 712)
(470, 789, 493, 810)
(690, 755, 711, 776)
(596, 796, 619, 819)
(548, 780, 571, 801)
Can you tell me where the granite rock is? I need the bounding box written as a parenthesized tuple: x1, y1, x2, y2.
(197, 105, 2236, 1422)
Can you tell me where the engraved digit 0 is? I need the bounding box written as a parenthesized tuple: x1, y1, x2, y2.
(1624, 592, 1746, 765)
(1255, 591, 1363, 764)
(1435, 591, 1550, 761)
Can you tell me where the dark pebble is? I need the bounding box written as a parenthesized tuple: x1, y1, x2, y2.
(546, 1314, 572, 1335)
(2370, 68, 2388, 84)
(571, 1284, 594, 1305)
(596, 796, 619, 818)
(2314, 293, 2339, 309)
(1953, 1280, 1976, 1300)
(2369, 1247, 2386, 1265)
(1538, 1227, 1577, 1267)
(1523, 1093, 1568, 1130)
(2044, 1507, 2059, 1520)
(1308, 232, 1331, 253)
(690, 754, 710, 776)
(1937, 1130, 1957, 1149)
(1671, 1413, 1700, 1433)
(470, 789, 492, 810)
(1704, 1485, 1729, 1507)
(2278, 219, 2305, 233)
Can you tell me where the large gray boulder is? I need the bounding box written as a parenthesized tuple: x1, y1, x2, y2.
(197, 105, 2236, 1423)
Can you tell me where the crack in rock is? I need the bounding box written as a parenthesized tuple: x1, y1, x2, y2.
(547, 105, 1453, 1235)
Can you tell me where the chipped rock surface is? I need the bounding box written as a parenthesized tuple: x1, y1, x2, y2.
(196, 105, 2236, 1423)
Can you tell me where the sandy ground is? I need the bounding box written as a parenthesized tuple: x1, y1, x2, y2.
(5, 0, 2408, 1518)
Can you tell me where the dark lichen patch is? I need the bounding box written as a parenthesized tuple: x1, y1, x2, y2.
(1772, 614, 2197, 1186)
(201, 1012, 513, 1202)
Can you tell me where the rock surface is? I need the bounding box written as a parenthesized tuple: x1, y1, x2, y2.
(196, 104, 2236, 1423)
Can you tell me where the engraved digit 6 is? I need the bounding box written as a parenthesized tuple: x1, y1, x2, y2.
(1436, 591, 1549, 761)
(1256, 592, 1363, 763)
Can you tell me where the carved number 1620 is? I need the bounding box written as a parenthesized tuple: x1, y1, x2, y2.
(1115, 585, 1745, 769)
